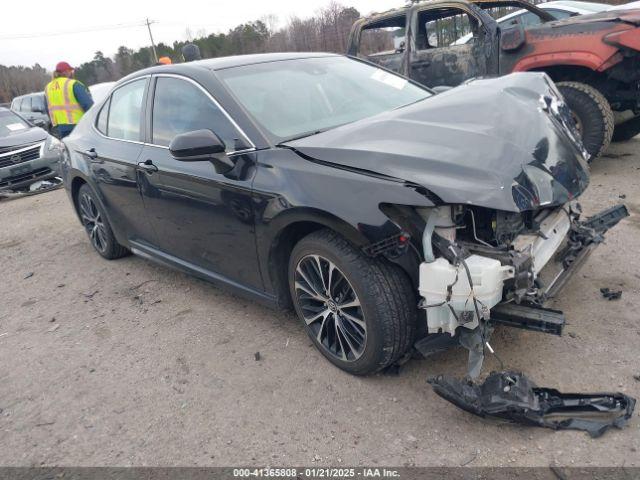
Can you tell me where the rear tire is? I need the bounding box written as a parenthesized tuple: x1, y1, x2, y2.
(77, 183, 129, 260)
(288, 229, 416, 375)
(557, 81, 614, 159)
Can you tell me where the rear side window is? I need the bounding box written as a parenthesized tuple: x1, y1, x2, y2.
(106, 79, 146, 141)
(21, 97, 32, 112)
(151, 76, 243, 150)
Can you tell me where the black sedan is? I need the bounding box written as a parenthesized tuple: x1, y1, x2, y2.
(61, 53, 623, 375)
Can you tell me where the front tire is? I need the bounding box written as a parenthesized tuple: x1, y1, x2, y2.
(77, 183, 129, 260)
(289, 229, 416, 375)
(557, 81, 614, 159)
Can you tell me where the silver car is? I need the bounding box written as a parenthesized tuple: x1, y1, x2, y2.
(0, 107, 64, 191)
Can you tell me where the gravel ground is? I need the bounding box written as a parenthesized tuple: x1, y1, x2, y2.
(1, 140, 639, 467)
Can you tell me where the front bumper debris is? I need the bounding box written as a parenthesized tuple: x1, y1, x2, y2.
(428, 371, 636, 438)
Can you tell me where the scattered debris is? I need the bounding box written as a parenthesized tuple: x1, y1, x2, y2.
(23, 272, 34, 279)
(619, 194, 627, 199)
(633, 375, 640, 382)
(549, 465, 568, 480)
(35, 421, 56, 427)
(47, 324, 60, 333)
(254, 352, 261, 361)
(428, 371, 636, 438)
(57, 283, 66, 288)
(50, 317, 56, 323)
(0, 333, 8, 338)
(82, 290, 100, 299)
(600, 288, 622, 301)
(460, 449, 479, 467)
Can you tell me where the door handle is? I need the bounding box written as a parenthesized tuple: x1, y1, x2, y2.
(137, 159, 158, 173)
(83, 148, 98, 160)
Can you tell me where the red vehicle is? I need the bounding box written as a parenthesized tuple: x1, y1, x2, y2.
(348, 0, 640, 158)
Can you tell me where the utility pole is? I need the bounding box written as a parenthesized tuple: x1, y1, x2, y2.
(145, 18, 158, 63)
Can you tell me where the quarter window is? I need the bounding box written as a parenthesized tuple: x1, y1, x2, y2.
(151, 77, 243, 150)
(96, 98, 110, 135)
(106, 79, 146, 141)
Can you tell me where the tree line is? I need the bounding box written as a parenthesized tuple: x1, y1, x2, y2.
(0, 2, 360, 103)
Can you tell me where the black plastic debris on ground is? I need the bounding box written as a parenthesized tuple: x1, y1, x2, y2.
(600, 287, 622, 301)
(428, 371, 636, 438)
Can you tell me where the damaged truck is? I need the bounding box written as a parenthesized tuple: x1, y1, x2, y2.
(61, 53, 627, 380)
(348, 0, 640, 158)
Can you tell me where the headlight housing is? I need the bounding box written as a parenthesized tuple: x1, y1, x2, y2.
(47, 136, 63, 152)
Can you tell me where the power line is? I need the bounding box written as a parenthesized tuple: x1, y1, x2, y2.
(0, 21, 147, 40)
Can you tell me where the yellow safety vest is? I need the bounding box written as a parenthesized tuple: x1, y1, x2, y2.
(45, 77, 85, 126)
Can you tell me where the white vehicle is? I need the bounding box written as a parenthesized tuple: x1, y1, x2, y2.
(454, 1, 611, 45)
(88, 82, 116, 106)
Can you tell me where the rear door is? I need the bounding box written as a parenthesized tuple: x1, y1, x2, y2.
(138, 74, 263, 290)
(409, 3, 499, 87)
(88, 77, 157, 245)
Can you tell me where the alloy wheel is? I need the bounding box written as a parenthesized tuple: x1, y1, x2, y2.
(79, 193, 108, 254)
(294, 254, 367, 362)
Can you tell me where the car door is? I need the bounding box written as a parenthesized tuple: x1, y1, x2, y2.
(409, 4, 499, 87)
(138, 74, 263, 290)
(88, 77, 158, 245)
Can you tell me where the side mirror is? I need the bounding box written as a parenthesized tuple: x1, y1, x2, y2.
(499, 24, 526, 52)
(169, 129, 235, 173)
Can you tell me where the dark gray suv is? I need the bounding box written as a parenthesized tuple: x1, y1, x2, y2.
(0, 107, 63, 191)
(10, 93, 51, 132)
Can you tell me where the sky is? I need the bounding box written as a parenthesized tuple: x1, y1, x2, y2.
(0, 0, 400, 69)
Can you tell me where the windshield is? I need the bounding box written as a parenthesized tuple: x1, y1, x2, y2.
(217, 56, 431, 143)
(0, 111, 29, 138)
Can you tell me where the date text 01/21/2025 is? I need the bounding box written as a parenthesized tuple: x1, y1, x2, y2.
(232, 468, 401, 478)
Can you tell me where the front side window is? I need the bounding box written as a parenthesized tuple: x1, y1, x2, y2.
(151, 77, 243, 150)
(218, 56, 431, 142)
(107, 79, 146, 141)
(31, 94, 45, 112)
(418, 8, 479, 48)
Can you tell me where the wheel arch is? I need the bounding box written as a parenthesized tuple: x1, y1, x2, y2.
(265, 209, 370, 310)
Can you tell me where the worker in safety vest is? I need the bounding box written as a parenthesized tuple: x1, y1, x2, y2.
(44, 61, 93, 138)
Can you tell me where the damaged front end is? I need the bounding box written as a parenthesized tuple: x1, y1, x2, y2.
(414, 201, 628, 375)
(418, 202, 629, 334)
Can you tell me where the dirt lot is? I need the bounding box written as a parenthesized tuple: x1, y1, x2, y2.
(1, 141, 639, 468)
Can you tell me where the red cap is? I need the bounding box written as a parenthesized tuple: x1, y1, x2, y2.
(55, 61, 73, 73)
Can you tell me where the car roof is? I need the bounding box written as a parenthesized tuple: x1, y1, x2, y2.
(138, 52, 340, 76)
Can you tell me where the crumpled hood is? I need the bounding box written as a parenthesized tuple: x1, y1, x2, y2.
(284, 72, 590, 212)
(0, 127, 47, 149)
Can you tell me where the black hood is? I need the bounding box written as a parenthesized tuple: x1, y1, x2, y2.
(284, 72, 590, 212)
(0, 126, 48, 149)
